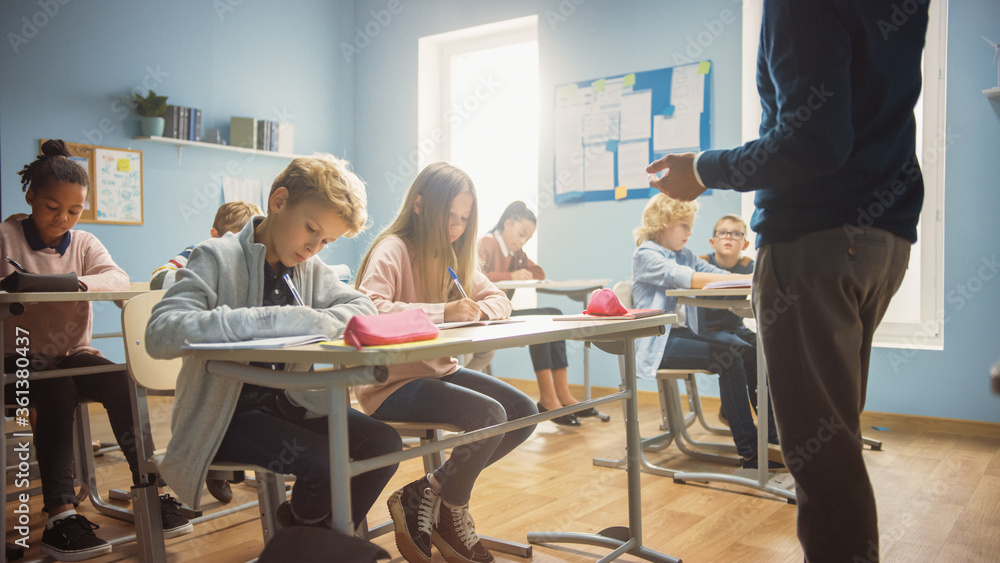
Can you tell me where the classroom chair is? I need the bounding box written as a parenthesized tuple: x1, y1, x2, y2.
(121, 291, 286, 563)
(592, 281, 741, 477)
(359, 421, 533, 558)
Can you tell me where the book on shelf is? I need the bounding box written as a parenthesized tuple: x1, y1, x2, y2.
(553, 309, 666, 321)
(231, 116, 257, 149)
(189, 108, 202, 141)
(276, 122, 295, 153)
(435, 319, 524, 330)
(161, 105, 180, 138)
(181, 334, 327, 350)
(179, 107, 189, 141)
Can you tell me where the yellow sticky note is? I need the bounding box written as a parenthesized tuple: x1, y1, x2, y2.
(697, 61, 711, 74)
(558, 84, 578, 99)
(117, 158, 131, 172)
(593, 78, 606, 92)
(623, 73, 636, 88)
(615, 185, 628, 200)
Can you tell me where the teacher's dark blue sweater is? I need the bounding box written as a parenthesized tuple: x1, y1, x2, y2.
(697, 0, 929, 246)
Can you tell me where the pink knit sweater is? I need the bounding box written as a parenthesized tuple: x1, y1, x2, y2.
(1, 219, 129, 367)
(354, 236, 512, 413)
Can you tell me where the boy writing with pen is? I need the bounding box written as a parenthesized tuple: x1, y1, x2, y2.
(145, 154, 402, 534)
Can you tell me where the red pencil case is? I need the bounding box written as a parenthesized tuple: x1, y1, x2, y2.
(342, 309, 440, 350)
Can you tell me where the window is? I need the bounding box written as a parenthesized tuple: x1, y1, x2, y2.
(418, 16, 539, 308)
(740, 0, 947, 348)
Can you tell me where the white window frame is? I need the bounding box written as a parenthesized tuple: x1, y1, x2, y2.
(417, 15, 538, 166)
(740, 0, 946, 349)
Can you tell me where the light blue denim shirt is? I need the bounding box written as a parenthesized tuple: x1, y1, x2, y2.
(632, 240, 728, 380)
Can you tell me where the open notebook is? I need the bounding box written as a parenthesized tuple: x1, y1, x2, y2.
(182, 334, 328, 350)
(435, 319, 524, 330)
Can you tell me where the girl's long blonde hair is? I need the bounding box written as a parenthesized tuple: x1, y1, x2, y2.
(357, 162, 479, 302)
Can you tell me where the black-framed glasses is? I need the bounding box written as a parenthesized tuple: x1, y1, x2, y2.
(713, 230, 745, 240)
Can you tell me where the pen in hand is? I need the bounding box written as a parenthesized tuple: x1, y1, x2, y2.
(282, 272, 306, 306)
(5, 257, 28, 273)
(447, 267, 469, 299)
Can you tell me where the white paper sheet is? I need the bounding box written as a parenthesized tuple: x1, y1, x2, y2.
(582, 110, 620, 144)
(653, 113, 702, 152)
(583, 144, 614, 191)
(671, 64, 705, 114)
(620, 90, 652, 141)
(617, 140, 652, 191)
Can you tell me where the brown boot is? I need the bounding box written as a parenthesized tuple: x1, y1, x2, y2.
(432, 503, 494, 563)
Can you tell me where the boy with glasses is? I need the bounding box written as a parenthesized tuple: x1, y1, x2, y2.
(697, 214, 755, 349)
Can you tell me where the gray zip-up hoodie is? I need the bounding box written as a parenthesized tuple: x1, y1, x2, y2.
(145, 217, 376, 508)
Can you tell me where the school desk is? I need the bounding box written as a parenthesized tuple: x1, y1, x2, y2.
(493, 278, 612, 404)
(665, 287, 882, 501)
(191, 313, 682, 562)
(0, 284, 150, 562)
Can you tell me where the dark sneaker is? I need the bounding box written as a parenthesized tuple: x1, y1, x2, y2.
(741, 452, 787, 472)
(160, 494, 194, 538)
(41, 514, 112, 562)
(275, 501, 331, 529)
(387, 476, 437, 563)
(206, 478, 234, 504)
(432, 503, 494, 563)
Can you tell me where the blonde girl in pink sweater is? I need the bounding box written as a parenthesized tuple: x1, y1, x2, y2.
(355, 162, 537, 563)
(1, 140, 190, 561)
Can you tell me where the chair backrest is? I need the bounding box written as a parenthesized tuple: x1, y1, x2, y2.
(121, 291, 182, 392)
(612, 280, 633, 309)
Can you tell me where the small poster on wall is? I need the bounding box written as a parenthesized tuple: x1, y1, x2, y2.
(40, 140, 143, 224)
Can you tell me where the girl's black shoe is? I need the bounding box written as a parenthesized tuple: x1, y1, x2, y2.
(536, 402, 580, 426)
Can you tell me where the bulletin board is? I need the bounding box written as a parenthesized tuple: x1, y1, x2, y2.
(553, 61, 712, 204)
(40, 140, 143, 224)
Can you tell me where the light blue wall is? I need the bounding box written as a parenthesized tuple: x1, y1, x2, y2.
(1, 0, 358, 351)
(2, 1, 997, 422)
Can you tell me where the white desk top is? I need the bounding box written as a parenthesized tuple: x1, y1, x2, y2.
(189, 314, 675, 366)
(664, 287, 750, 298)
(0, 282, 152, 304)
(493, 278, 612, 290)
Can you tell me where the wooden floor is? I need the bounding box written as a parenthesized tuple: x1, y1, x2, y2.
(5, 384, 999, 562)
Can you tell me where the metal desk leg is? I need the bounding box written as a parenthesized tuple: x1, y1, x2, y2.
(528, 337, 682, 563)
(328, 385, 354, 535)
(670, 332, 796, 503)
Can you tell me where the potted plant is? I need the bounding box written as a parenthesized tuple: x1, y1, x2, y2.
(132, 90, 168, 137)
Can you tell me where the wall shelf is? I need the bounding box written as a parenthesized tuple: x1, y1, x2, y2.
(132, 136, 303, 164)
(984, 87, 1000, 100)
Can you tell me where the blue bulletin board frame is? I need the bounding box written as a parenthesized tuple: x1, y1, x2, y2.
(552, 61, 712, 204)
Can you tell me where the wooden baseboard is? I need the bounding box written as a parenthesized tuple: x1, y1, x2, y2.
(498, 378, 1000, 439)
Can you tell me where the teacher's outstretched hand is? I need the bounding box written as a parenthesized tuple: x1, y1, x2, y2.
(646, 152, 705, 202)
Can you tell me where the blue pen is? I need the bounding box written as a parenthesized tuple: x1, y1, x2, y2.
(447, 267, 469, 299)
(282, 272, 306, 306)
